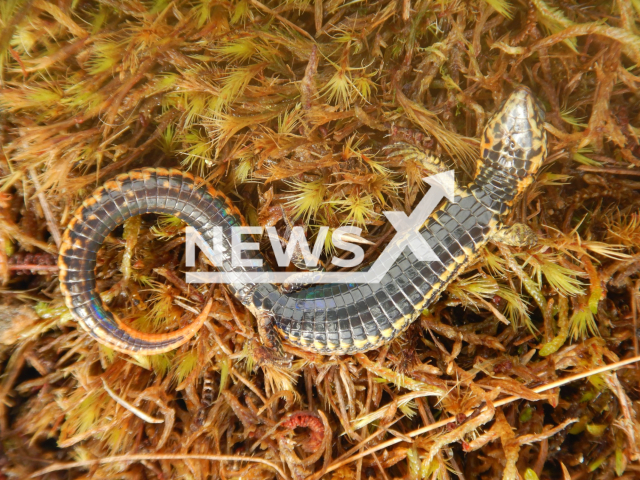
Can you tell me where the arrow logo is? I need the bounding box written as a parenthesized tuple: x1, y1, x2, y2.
(374, 170, 455, 276)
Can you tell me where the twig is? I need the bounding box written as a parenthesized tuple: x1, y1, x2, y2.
(8, 46, 27, 78)
(231, 366, 269, 405)
(28, 167, 61, 250)
(101, 379, 164, 424)
(8, 264, 59, 271)
(155, 267, 204, 302)
(29, 453, 288, 479)
(577, 165, 640, 176)
(355, 353, 444, 394)
(633, 281, 639, 366)
(472, 294, 510, 325)
(308, 354, 640, 479)
(314, 0, 322, 33)
(371, 452, 390, 480)
(173, 298, 200, 315)
(222, 287, 249, 334)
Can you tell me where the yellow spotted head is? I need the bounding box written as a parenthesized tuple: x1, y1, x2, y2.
(473, 86, 547, 213)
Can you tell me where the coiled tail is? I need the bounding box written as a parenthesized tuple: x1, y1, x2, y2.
(58, 168, 264, 354)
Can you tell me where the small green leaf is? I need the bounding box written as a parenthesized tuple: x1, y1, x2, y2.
(519, 407, 533, 423)
(572, 149, 602, 166)
(524, 468, 539, 480)
(586, 423, 607, 436)
(100, 344, 115, 364)
(4, 239, 15, 257)
(588, 456, 606, 472)
(569, 421, 585, 435)
(615, 448, 626, 476)
(218, 358, 229, 396)
(589, 374, 607, 390)
(580, 391, 595, 403)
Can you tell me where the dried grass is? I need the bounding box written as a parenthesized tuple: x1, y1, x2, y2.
(1, 0, 640, 479)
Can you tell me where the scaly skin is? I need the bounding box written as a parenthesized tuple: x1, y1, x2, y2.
(58, 86, 547, 355)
